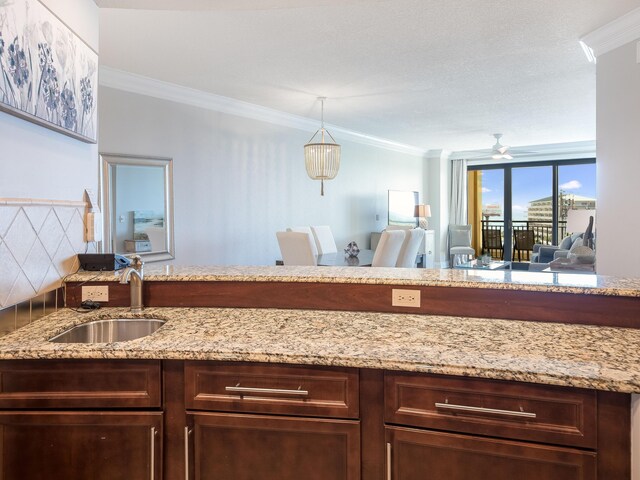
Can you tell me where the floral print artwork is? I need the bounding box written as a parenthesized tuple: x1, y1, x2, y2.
(0, 0, 97, 143)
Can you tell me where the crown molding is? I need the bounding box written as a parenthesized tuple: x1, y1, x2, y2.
(99, 66, 427, 157)
(581, 7, 640, 57)
(453, 140, 596, 165)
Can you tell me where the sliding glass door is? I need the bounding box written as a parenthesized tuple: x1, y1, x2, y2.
(468, 159, 595, 263)
(511, 166, 552, 261)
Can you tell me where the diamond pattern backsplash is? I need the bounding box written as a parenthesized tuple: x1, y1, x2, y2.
(0, 199, 95, 309)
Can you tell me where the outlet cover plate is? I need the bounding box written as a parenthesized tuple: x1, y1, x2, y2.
(392, 289, 421, 308)
(81, 285, 109, 302)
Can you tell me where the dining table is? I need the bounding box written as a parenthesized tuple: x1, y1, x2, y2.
(316, 249, 375, 267)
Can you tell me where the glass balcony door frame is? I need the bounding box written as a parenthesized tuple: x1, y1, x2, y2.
(469, 158, 595, 262)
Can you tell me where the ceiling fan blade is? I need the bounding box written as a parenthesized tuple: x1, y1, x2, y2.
(498, 146, 509, 154)
(503, 153, 513, 160)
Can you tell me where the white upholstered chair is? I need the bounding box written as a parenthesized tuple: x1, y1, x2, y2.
(276, 231, 317, 266)
(396, 228, 424, 268)
(310, 225, 337, 255)
(372, 230, 406, 267)
(286, 226, 318, 256)
(449, 224, 475, 267)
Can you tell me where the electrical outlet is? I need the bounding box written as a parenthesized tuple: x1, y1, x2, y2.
(392, 289, 421, 308)
(81, 286, 109, 302)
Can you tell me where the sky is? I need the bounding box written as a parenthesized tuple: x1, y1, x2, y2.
(480, 164, 596, 221)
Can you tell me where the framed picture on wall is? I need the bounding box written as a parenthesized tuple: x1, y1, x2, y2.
(388, 190, 419, 227)
(0, 0, 98, 143)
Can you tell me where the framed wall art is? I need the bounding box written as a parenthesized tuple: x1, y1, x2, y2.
(0, 0, 98, 143)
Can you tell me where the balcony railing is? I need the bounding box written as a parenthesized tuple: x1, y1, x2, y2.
(480, 220, 568, 261)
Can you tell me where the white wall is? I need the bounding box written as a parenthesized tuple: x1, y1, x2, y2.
(0, 0, 99, 201)
(98, 86, 427, 266)
(596, 40, 640, 277)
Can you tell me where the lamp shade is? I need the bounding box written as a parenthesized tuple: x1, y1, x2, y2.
(414, 204, 431, 218)
(304, 141, 341, 181)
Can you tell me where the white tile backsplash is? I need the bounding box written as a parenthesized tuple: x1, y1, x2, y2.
(0, 241, 21, 305)
(23, 205, 49, 233)
(0, 199, 88, 308)
(39, 210, 65, 257)
(0, 207, 18, 237)
(3, 209, 37, 265)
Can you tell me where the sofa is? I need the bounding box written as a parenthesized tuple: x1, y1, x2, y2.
(530, 233, 584, 264)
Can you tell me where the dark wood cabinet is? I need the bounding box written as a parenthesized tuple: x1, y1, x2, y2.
(383, 372, 629, 480)
(386, 426, 596, 480)
(385, 372, 597, 448)
(0, 359, 161, 409)
(0, 360, 164, 480)
(187, 412, 360, 480)
(0, 411, 162, 480)
(183, 363, 361, 479)
(185, 361, 359, 418)
(0, 360, 629, 479)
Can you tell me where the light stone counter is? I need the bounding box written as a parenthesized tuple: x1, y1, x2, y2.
(1, 306, 640, 394)
(65, 265, 640, 297)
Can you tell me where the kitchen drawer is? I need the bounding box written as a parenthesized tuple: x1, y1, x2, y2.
(0, 360, 161, 409)
(386, 425, 596, 480)
(185, 362, 359, 419)
(385, 372, 596, 448)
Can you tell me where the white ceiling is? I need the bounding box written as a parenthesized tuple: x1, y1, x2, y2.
(96, 0, 640, 152)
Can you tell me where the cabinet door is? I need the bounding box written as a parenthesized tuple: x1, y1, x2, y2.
(0, 411, 162, 480)
(386, 426, 596, 480)
(187, 412, 360, 480)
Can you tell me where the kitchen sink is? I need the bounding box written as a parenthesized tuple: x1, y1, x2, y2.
(49, 318, 166, 343)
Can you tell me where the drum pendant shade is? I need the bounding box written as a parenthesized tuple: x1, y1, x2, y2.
(304, 98, 340, 196)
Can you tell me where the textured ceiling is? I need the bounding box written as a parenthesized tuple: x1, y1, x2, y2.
(96, 0, 640, 151)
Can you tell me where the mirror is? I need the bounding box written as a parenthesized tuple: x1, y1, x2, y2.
(100, 153, 175, 262)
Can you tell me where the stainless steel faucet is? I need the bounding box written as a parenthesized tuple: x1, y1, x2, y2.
(120, 266, 144, 313)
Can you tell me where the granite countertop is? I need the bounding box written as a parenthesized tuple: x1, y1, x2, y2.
(65, 265, 640, 298)
(2, 306, 640, 394)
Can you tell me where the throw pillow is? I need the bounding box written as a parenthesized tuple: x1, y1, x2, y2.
(570, 237, 584, 252)
(451, 229, 471, 247)
(559, 235, 573, 250)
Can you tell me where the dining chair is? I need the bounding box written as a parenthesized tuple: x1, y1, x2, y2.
(512, 229, 535, 262)
(276, 231, 317, 266)
(396, 228, 424, 268)
(372, 230, 406, 267)
(286, 226, 318, 256)
(310, 225, 338, 255)
(482, 227, 503, 260)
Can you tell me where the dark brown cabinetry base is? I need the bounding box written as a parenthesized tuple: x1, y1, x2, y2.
(0, 360, 630, 480)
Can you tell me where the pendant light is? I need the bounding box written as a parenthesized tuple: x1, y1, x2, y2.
(304, 97, 341, 196)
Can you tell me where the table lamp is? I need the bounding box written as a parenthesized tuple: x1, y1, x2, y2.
(414, 204, 431, 229)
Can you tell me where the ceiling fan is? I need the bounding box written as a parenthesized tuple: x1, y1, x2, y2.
(489, 133, 512, 160)
(464, 134, 536, 161)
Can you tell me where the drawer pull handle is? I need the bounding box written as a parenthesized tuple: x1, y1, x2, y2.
(150, 427, 156, 480)
(434, 402, 537, 419)
(386, 442, 392, 480)
(184, 426, 192, 480)
(225, 385, 309, 397)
